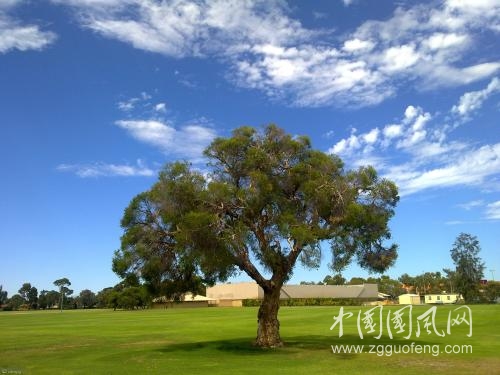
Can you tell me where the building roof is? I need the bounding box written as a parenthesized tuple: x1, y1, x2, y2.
(280, 284, 378, 299)
(206, 282, 378, 300)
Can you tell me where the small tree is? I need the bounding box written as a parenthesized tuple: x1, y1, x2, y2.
(53, 278, 71, 311)
(450, 233, 485, 303)
(114, 125, 399, 347)
(0, 285, 8, 306)
(323, 274, 346, 285)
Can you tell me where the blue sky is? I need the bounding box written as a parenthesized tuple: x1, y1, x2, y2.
(1, 0, 499, 296)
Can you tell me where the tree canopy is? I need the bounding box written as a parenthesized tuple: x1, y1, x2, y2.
(113, 124, 399, 347)
(450, 233, 485, 302)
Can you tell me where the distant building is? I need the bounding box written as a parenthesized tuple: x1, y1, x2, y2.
(398, 294, 422, 305)
(206, 282, 378, 307)
(152, 293, 217, 309)
(425, 293, 461, 304)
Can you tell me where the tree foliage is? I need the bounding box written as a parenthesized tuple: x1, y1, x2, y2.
(0, 285, 7, 305)
(450, 233, 485, 303)
(77, 289, 97, 309)
(114, 125, 399, 347)
(53, 278, 72, 310)
(18, 283, 38, 309)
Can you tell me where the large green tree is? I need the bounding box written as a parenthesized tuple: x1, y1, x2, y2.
(450, 233, 485, 303)
(114, 125, 399, 347)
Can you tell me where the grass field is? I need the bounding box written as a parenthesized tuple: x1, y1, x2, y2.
(1, 305, 499, 374)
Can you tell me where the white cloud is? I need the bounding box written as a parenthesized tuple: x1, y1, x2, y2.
(387, 143, 500, 196)
(115, 119, 216, 161)
(485, 200, 500, 220)
(57, 160, 155, 178)
(154, 103, 167, 113)
(381, 44, 420, 73)
(0, 4, 57, 54)
(383, 124, 403, 139)
(457, 200, 485, 210)
(452, 77, 500, 117)
(52, 0, 500, 107)
(424, 32, 468, 50)
(362, 128, 379, 144)
(342, 38, 374, 53)
(329, 100, 500, 196)
(342, 0, 355, 6)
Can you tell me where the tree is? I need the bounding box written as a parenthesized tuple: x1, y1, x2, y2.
(78, 289, 97, 309)
(53, 278, 71, 311)
(450, 233, 485, 303)
(0, 285, 7, 306)
(7, 294, 25, 310)
(38, 290, 59, 309)
(366, 275, 405, 298)
(18, 283, 38, 309)
(114, 125, 399, 347)
(323, 274, 346, 285)
(483, 281, 500, 303)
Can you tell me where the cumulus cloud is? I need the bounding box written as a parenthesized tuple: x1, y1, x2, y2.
(0, 2, 57, 53)
(115, 119, 216, 162)
(48, 0, 500, 107)
(452, 77, 500, 118)
(329, 98, 500, 196)
(57, 159, 155, 178)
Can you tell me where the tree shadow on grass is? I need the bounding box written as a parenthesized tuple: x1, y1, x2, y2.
(156, 334, 442, 358)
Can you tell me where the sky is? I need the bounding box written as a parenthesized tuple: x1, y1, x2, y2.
(1, 0, 499, 297)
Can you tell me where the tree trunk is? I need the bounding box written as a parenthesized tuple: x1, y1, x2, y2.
(255, 286, 283, 348)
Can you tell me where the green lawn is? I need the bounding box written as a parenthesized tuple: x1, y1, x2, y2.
(1, 305, 499, 374)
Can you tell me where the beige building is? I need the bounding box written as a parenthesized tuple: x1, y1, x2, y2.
(152, 293, 217, 309)
(206, 282, 378, 307)
(425, 293, 461, 304)
(398, 293, 422, 305)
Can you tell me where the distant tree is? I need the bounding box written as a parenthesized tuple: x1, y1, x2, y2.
(78, 289, 97, 309)
(483, 281, 500, 303)
(368, 275, 405, 298)
(323, 274, 346, 285)
(113, 125, 399, 347)
(18, 283, 32, 302)
(443, 268, 457, 293)
(347, 277, 366, 285)
(450, 233, 485, 303)
(18, 283, 38, 309)
(38, 290, 49, 309)
(7, 294, 25, 310)
(0, 285, 7, 305)
(299, 281, 317, 285)
(53, 278, 72, 311)
(117, 286, 150, 310)
(96, 287, 115, 309)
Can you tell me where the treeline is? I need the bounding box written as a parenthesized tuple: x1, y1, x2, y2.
(0, 279, 152, 311)
(300, 272, 500, 303)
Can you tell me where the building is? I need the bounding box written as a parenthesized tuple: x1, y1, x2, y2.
(398, 293, 422, 305)
(152, 293, 217, 309)
(206, 282, 378, 307)
(425, 293, 461, 304)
